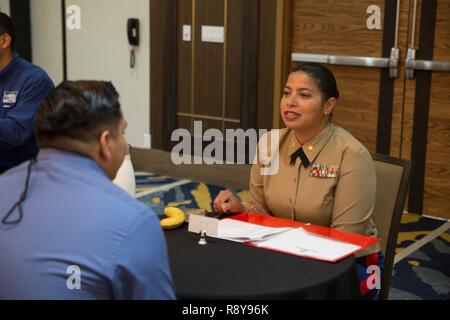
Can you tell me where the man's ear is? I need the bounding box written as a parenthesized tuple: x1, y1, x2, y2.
(0, 34, 11, 50)
(324, 97, 336, 115)
(98, 130, 112, 161)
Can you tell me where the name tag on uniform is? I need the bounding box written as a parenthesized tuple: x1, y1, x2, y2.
(3, 91, 18, 104)
(310, 164, 339, 178)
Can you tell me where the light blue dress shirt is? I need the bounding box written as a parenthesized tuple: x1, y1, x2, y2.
(0, 149, 175, 300)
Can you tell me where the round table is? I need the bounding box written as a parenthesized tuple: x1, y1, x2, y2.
(164, 225, 361, 300)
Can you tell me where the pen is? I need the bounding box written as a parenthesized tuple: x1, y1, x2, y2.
(223, 197, 230, 212)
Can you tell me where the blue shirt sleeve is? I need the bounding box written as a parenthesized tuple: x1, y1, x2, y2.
(112, 212, 176, 300)
(0, 74, 54, 146)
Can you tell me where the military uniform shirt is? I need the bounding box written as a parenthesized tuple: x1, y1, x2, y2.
(246, 123, 381, 256)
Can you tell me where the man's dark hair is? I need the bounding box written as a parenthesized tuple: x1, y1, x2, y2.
(290, 63, 340, 101)
(0, 12, 15, 51)
(34, 81, 123, 146)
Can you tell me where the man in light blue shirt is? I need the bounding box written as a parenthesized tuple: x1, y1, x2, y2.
(0, 81, 175, 299)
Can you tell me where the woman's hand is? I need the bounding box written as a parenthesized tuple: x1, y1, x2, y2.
(213, 190, 244, 213)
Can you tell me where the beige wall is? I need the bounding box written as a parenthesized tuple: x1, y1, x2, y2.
(66, 0, 150, 148)
(31, 0, 151, 148)
(30, 0, 64, 85)
(0, 0, 10, 15)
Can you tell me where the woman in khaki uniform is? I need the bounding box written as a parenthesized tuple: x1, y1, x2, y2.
(214, 63, 383, 299)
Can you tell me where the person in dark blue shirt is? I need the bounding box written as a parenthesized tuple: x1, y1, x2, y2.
(0, 80, 175, 299)
(0, 12, 54, 174)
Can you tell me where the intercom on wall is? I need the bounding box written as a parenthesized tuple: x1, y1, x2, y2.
(127, 18, 140, 46)
(127, 18, 140, 68)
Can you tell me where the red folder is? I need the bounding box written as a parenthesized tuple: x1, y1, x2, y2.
(228, 212, 380, 262)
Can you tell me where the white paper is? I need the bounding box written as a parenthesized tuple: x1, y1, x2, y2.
(213, 219, 292, 243)
(257, 228, 361, 261)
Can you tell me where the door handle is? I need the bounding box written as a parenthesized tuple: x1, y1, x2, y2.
(291, 48, 400, 78)
(406, 48, 450, 79)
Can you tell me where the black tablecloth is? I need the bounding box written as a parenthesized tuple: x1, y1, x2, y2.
(164, 225, 361, 300)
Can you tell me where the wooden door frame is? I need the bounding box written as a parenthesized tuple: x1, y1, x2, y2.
(240, 0, 259, 130)
(272, 0, 293, 129)
(150, 0, 178, 151)
(376, 0, 400, 155)
(10, 0, 32, 62)
(408, 0, 438, 215)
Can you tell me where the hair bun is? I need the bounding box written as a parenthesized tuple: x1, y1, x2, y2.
(335, 90, 340, 99)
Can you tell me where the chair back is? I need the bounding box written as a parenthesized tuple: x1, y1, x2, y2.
(371, 153, 412, 300)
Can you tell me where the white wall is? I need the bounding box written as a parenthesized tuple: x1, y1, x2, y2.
(30, 0, 64, 85)
(66, 0, 150, 148)
(0, 0, 10, 15)
(30, 0, 150, 148)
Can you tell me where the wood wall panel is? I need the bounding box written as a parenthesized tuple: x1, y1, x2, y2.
(225, 0, 244, 120)
(257, 0, 277, 130)
(194, 118, 223, 131)
(390, 0, 414, 158)
(224, 121, 241, 130)
(177, 116, 193, 133)
(433, 0, 450, 61)
(291, 0, 384, 56)
(194, 0, 224, 117)
(177, 0, 193, 115)
(395, 0, 423, 161)
(150, 0, 177, 150)
(329, 66, 380, 152)
(423, 0, 450, 219)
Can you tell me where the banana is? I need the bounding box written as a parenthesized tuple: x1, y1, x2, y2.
(160, 207, 186, 230)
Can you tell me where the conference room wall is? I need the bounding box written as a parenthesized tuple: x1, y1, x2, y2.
(30, 0, 151, 149)
(30, 0, 64, 85)
(0, 0, 10, 15)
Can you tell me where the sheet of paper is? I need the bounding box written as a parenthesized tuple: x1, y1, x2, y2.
(214, 219, 292, 242)
(256, 228, 362, 261)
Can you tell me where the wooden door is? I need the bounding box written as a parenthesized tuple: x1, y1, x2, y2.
(150, 0, 278, 154)
(289, 0, 449, 219)
(401, 0, 450, 219)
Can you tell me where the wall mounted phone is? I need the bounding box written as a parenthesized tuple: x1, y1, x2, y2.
(127, 18, 140, 68)
(127, 18, 140, 46)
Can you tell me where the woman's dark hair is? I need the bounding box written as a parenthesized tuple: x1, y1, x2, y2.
(0, 12, 15, 51)
(34, 80, 122, 145)
(290, 63, 340, 101)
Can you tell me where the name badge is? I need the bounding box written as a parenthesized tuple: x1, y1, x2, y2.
(3, 91, 18, 104)
(310, 164, 339, 178)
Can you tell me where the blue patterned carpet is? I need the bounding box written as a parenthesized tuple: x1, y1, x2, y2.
(136, 173, 450, 300)
(390, 214, 450, 300)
